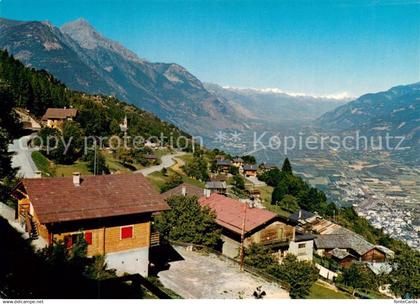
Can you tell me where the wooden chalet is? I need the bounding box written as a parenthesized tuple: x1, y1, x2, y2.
(41, 108, 77, 129)
(242, 164, 258, 177)
(161, 183, 204, 199)
(11, 173, 169, 276)
(145, 154, 158, 163)
(204, 181, 227, 195)
(199, 193, 314, 262)
(314, 234, 391, 264)
(215, 159, 232, 173)
(232, 158, 244, 168)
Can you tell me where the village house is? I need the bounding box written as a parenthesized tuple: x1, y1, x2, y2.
(145, 154, 158, 163)
(289, 209, 321, 225)
(328, 248, 358, 268)
(291, 209, 394, 267)
(232, 158, 244, 168)
(41, 107, 78, 129)
(210, 174, 228, 182)
(314, 233, 392, 264)
(199, 193, 314, 262)
(11, 173, 169, 277)
(162, 183, 204, 199)
(259, 163, 277, 173)
(216, 159, 232, 173)
(242, 164, 258, 177)
(205, 181, 227, 195)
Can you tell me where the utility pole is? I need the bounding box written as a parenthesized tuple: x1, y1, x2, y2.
(239, 202, 248, 271)
(93, 140, 97, 176)
(120, 115, 128, 148)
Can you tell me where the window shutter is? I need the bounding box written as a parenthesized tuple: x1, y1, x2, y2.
(121, 226, 133, 239)
(85, 232, 93, 245)
(65, 235, 73, 248)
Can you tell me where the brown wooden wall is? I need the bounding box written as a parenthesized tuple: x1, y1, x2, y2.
(245, 221, 295, 245)
(361, 248, 386, 263)
(18, 200, 153, 257)
(52, 221, 150, 256)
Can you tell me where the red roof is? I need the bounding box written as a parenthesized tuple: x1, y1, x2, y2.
(19, 173, 169, 224)
(199, 193, 277, 235)
(42, 108, 77, 120)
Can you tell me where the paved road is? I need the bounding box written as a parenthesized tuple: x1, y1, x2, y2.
(136, 152, 186, 176)
(158, 246, 289, 299)
(8, 134, 38, 178)
(0, 202, 47, 249)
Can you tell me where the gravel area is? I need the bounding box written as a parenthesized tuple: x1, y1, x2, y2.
(158, 246, 289, 299)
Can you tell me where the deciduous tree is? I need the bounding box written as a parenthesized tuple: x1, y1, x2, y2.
(155, 195, 221, 248)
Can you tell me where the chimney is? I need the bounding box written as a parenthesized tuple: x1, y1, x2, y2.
(73, 172, 81, 186)
(204, 189, 211, 198)
(298, 209, 302, 219)
(34, 171, 42, 178)
(181, 185, 187, 196)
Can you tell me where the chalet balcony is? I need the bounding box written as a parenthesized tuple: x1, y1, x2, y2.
(260, 237, 293, 248)
(150, 231, 160, 247)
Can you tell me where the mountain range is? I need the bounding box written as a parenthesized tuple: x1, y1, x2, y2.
(1, 17, 418, 164)
(0, 17, 348, 136)
(0, 17, 243, 136)
(316, 82, 420, 164)
(204, 83, 349, 125)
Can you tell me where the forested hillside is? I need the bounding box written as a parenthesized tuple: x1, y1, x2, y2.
(0, 50, 193, 198)
(0, 50, 190, 141)
(0, 18, 244, 136)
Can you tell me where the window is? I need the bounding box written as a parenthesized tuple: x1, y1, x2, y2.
(121, 226, 133, 239)
(64, 233, 86, 248)
(298, 243, 306, 249)
(85, 232, 93, 245)
(64, 235, 73, 249)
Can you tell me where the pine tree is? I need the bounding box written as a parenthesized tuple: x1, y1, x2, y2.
(281, 157, 293, 174)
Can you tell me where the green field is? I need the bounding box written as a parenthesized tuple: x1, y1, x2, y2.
(54, 161, 91, 177)
(146, 162, 204, 193)
(31, 151, 53, 176)
(307, 282, 354, 299)
(32, 151, 92, 177)
(102, 151, 142, 173)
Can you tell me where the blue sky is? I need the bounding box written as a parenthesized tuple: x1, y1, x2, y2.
(1, 0, 419, 96)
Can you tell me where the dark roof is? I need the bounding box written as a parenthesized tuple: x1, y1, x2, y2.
(199, 193, 278, 235)
(42, 108, 77, 120)
(294, 234, 316, 242)
(330, 248, 356, 260)
(210, 174, 228, 181)
(19, 173, 169, 224)
(216, 159, 232, 166)
(314, 234, 374, 256)
(260, 163, 277, 169)
(162, 183, 204, 198)
(205, 181, 227, 189)
(243, 164, 257, 171)
(289, 209, 317, 222)
(374, 245, 395, 258)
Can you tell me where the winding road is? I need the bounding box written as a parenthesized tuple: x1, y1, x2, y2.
(136, 152, 186, 176)
(8, 134, 38, 178)
(8, 133, 186, 178)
